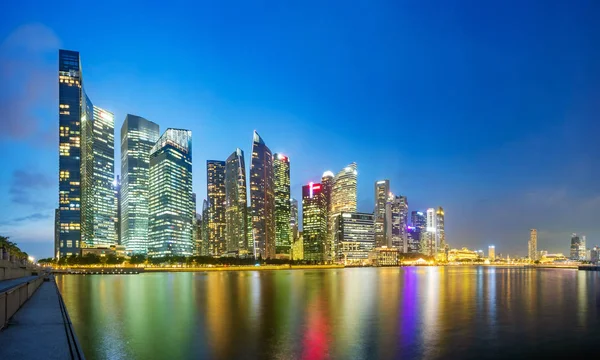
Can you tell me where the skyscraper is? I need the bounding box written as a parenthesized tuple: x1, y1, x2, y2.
(120, 115, 160, 254)
(207, 160, 226, 256)
(331, 163, 358, 215)
(424, 208, 437, 256)
(81, 106, 116, 247)
(337, 212, 375, 264)
(529, 229, 538, 261)
(250, 131, 275, 259)
(330, 163, 358, 260)
(436, 207, 445, 250)
(374, 180, 390, 248)
(201, 199, 209, 256)
(148, 129, 194, 258)
(488, 245, 495, 260)
(225, 149, 248, 255)
(273, 153, 291, 258)
(570, 233, 585, 261)
(58, 49, 85, 258)
(302, 182, 327, 262)
(411, 211, 426, 254)
(114, 175, 121, 245)
(290, 198, 299, 244)
(321, 171, 334, 260)
(390, 195, 408, 252)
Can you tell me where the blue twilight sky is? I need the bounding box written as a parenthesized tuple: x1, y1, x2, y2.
(0, 1, 599, 259)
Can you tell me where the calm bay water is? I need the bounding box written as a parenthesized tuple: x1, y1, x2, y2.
(56, 267, 600, 359)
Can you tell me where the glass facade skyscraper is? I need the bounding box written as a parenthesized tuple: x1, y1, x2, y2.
(436, 206, 445, 251)
(336, 212, 375, 264)
(302, 182, 327, 262)
(250, 131, 275, 259)
(330, 163, 357, 260)
(390, 195, 408, 252)
(321, 171, 334, 261)
(374, 180, 390, 248)
(290, 198, 299, 244)
(207, 160, 226, 256)
(273, 153, 291, 258)
(225, 149, 248, 255)
(81, 106, 116, 247)
(58, 50, 85, 257)
(120, 115, 160, 254)
(148, 129, 194, 258)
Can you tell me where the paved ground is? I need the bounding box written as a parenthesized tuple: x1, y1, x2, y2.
(0, 276, 39, 292)
(0, 280, 77, 359)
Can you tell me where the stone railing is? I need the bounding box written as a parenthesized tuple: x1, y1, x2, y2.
(0, 275, 45, 330)
(0, 260, 34, 281)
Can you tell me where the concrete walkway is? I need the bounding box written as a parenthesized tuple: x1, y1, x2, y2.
(0, 279, 84, 359)
(0, 276, 40, 292)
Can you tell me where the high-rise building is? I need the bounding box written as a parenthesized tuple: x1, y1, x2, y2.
(292, 233, 304, 260)
(337, 212, 375, 264)
(225, 149, 248, 255)
(406, 226, 421, 253)
(302, 182, 327, 262)
(330, 163, 358, 260)
(436, 207, 445, 250)
(390, 195, 408, 252)
(120, 115, 160, 254)
(201, 199, 209, 256)
(54, 209, 60, 258)
(148, 129, 194, 258)
(58, 49, 86, 258)
(81, 106, 116, 247)
(321, 171, 334, 260)
(424, 208, 437, 256)
(570, 233, 585, 261)
(331, 163, 358, 214)
(411, 211, 426, 254)
(290, 198, 299, 244)
(529, 229, 538, 261)
(207, 160, 226, 256)
(250, 131, 275, 259)
(374, 180, 390, 248)
(113, 175, 121, 245)
(488, 245, 495, 261)
(273, 153, 291, 258)
(194, 213, 202, 256)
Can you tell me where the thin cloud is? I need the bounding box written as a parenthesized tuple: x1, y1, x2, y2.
(9, 170, 54, 207)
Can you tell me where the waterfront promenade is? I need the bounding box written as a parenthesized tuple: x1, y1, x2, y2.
(0, 276, 84, 359)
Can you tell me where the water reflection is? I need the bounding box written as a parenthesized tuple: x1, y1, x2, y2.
(56, 267, 600, 360)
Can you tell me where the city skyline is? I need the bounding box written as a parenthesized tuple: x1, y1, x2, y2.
(1, 2, 600, 259)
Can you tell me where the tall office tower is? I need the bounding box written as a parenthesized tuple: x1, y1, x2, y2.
(81, 105, 116, 247)
(337, 212, 375, 264)
(411, 211, 426, 254)
(579, 235, 588, 261)
(390, 195, 408, 252)
(406, 226, 421, 253)
(302, 182, 328, 262)
(246, 206, 253, 253)
(207, 160, 226, 255)
(488, 245, 496, 260)
(290, 198, 299, 244)
(54, 209, 60, 258)
(120, 115, 160, 254)
(423, 208, 437, 256)
(330, 163, 358, 260)
(436, 207, 445, 250)
(194, 213, 202, 256)
(331, 163, 358, 214)
(113, 175, 121, 245)
(374, 180, 390, 248)
(225, 149, 248, 255)
(250, 131, 275, 259)
(273, 153, 291, 258)
(58, 50, 86, 258)
(148, 129, 194, 258)
(570, 233, 582, 260)
(201, 199, 209, 256)
(529, 229, 538, 261)
(321, 171, 334, 260)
